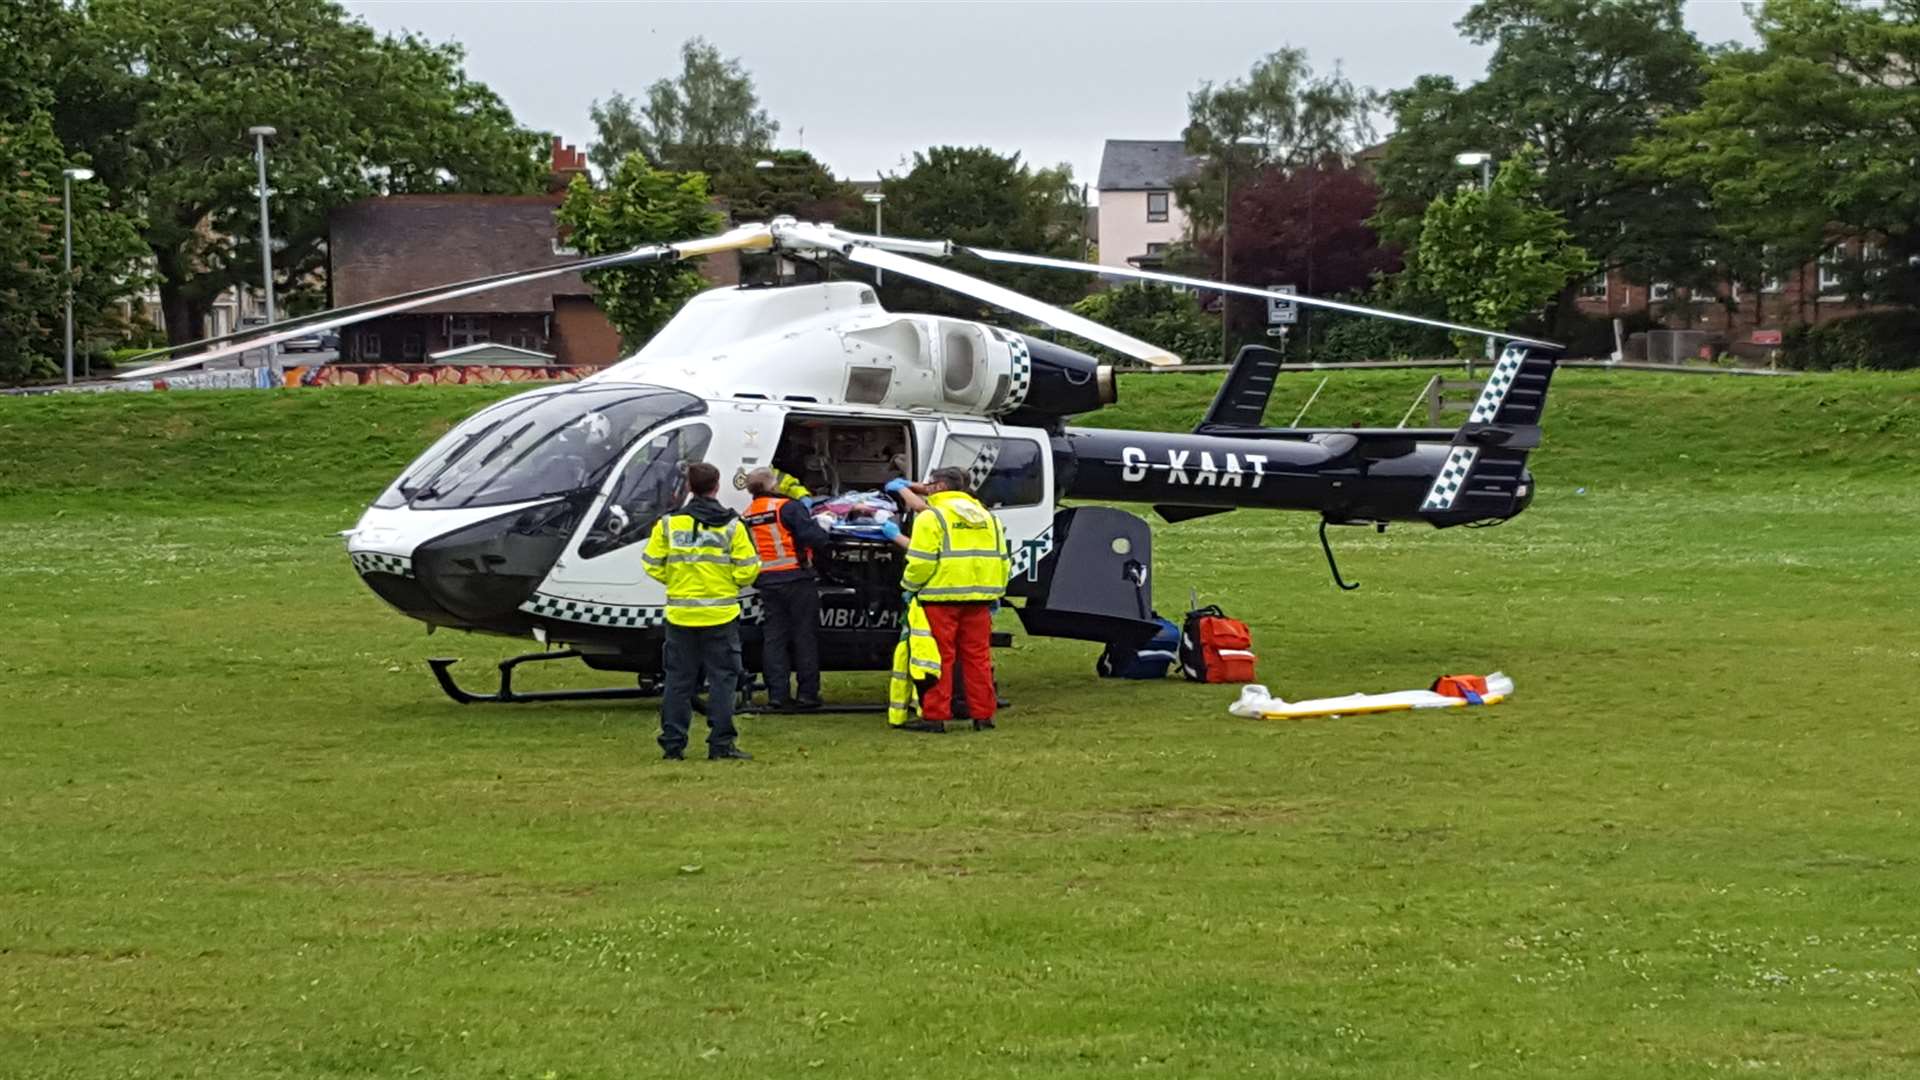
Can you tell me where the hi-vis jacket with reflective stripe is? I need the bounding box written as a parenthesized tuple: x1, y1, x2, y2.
(742, 496, 802, 574)
(887, 599, 942, 726)
(901, 490, 1009, 604)
(772, 468, 810, 500)
(642, 508, 761, 627)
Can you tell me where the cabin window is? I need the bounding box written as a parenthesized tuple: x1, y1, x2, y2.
(938, 434, 1045, 509)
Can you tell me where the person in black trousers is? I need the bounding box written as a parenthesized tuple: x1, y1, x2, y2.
(742, 467, 834, 709)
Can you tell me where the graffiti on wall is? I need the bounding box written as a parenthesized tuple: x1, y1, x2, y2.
(286, 363, 604, 388)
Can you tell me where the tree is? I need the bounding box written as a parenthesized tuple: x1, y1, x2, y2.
(555, 156, 725, 348)
(0, 110, 149, 383)
(716, 149, 860, 225)
(872, 146, 1088, 316)
(589, 37, 777, 178)
(1174, 48, 1376, 236)
(1372, 0, 1712, 329)
(1191, 163, 1399, 340)
(1632, 0, 1920, 308)
(1408, 152, 1593, 355)
(1069, 285, 1216, 366)
(0, 2, 148, 384)
(52, 0, 547, 343)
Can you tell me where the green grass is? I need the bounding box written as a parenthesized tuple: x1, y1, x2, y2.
(5, 371, 1920, 1078)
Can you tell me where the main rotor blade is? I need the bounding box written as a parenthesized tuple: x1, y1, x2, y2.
(118, 224, 775, 380)
(963, 248, 1565, 351)
(119, 254, 658, 367)
(784, 226, 1179, 366)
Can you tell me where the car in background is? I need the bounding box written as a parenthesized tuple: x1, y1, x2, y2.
(283, 329, 340, 354)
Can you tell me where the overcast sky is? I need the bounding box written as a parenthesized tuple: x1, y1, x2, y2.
(342, 1, 1758, 195)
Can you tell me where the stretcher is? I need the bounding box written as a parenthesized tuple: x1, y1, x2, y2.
(1228, 672, 1513, 721)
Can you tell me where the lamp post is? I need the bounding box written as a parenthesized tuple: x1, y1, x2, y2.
(1220, 135, 1264, 364)
(862, 191, 886, 287)
(1454, 152, 1496, 375)
(61, 167, 95, 386)
(1454, 151, 1493, 192)
(248, 125, 278, 380)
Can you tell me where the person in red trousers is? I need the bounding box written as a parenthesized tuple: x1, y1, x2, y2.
(881, 467, 1010, 733)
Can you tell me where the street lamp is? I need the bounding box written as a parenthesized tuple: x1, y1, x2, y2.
(1454, 151, 1493, 191)
(1453, 152, 1496, 376)
(1221, 134, 1264, 364)
(248, 125, 278, 380)
(862, 191, 887, 287)
(62, 167, 96, 385)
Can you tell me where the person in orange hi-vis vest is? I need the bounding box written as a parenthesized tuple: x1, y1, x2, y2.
(742, 468, 834, 709)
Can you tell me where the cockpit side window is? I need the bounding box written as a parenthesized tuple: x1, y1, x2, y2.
(579, 423, 714, 559)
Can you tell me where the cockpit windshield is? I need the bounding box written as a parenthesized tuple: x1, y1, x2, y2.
(382, 385, 705, 510)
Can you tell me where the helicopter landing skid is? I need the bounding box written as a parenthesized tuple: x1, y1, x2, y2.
(427, 650, 662, 705)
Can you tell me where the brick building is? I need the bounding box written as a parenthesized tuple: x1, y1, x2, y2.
(329, 139, 738, 366)
(1573, 237, 1892, 351)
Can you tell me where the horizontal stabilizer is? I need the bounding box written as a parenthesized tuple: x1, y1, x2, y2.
(1155, 504, 1233, 524)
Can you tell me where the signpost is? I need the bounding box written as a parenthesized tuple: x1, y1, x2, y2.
(1266, 284, 1298, 326)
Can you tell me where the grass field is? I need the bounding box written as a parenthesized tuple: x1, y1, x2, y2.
(4, 369, 1920, 1078)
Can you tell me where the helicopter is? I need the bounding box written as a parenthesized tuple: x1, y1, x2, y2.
(120, 218, 1564, 705)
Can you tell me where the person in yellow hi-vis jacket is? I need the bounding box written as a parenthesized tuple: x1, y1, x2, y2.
(643, 462, 761, 761)
(880, 466, 1009, 732)
(886, 599, 943, 728)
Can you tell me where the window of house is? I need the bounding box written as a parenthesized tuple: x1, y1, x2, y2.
(1146, 191, 1170, 223)
(402, 334, 424, 360)
(1145, 242, 1169, 257)
(358, 331, 382, 360)
(1576, 273, 1608, 300)
(552, 238, 581, 257)
(937, 434, 1045, 510)
(449, 316, 491, 348)
(1862, 242, 1885, 284)
(1649, 281, 1673, 302)
(1818, 247, 1846, 297)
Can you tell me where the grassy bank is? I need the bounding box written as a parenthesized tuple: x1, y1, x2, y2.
(3, 371, 1919, 1078)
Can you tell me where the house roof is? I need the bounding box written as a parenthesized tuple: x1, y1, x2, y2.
(429, 342, 556, 364)
(330, 194, 591, 315)
(1097, 140, 1201, 191)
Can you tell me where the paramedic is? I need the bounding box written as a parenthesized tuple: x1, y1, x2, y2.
(643, 462, 760, 761)
(880, 467, 1010, 731)
(743, 467, 833, 709)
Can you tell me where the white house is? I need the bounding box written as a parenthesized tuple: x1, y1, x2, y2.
(1095, 140, 1200, 270)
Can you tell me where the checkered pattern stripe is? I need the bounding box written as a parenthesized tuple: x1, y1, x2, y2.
(1469, 350, 1527, 423)
(999, 335, 1033, 414)
(519, 593, 667, 628)
(1008, 526, 1055, 578)
(963, 441, 1002, 492)
(350, 551, 413, 578)
(1422, 446, 1480, 512)
(738, 592, 765, 624)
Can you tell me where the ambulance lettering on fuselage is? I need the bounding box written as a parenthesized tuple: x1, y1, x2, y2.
(818, 606, 901, 631)
(1120, 446, 1266, 488)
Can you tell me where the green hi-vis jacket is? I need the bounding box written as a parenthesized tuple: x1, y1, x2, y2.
(901, 490, 1009, 604)
(642, 504, 760, 627)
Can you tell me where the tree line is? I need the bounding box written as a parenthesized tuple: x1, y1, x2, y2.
(5, 0, 1915, 384)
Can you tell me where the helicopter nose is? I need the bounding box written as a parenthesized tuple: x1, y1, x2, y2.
(409, 501, 578, 627)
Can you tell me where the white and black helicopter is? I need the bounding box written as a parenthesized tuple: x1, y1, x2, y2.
(122, 218, 1562, 705)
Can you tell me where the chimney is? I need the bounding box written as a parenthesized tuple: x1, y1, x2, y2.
(549, 137, 590, 192)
